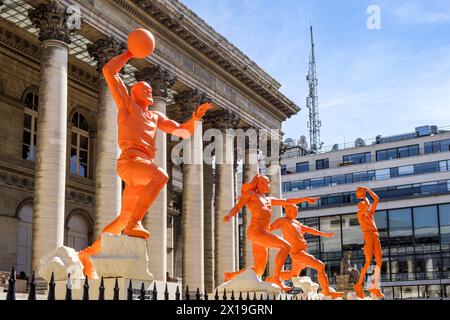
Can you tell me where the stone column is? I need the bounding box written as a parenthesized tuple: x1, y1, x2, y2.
(266, 137, 283, 276)
(213, 110, 240, 285)
(242, 128, 259, 268)
(176, 89, 208, 292)
(87, 37, 125, 238)
(135, 66, 176, 281)
(233, 144, 241, 270)
(28, 1, 74, 271)
(203, 159, 215, 292)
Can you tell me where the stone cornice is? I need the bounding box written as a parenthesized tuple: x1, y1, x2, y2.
(116, 0, 299, 118)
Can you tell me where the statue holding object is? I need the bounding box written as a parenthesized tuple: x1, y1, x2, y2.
(270, 203, 344, 299)
(354, 186, 385, 299)
(339, 251, 360, 285)
(77, 29, 212, 279)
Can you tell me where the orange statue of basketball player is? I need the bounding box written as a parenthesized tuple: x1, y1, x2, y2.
(223, 174, 316, 291)
(78, 29, 212, 279)
(270, 204, 344, 299)
(354, 186, 385, 299)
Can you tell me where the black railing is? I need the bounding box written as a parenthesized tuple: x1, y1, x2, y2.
(3, 266, 301, 301)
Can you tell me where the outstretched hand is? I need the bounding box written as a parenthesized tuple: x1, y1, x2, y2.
(326, 232, 335, 238)
(305, 197, 320, 204)
(194, 102, 213, 119)
(223, 214, 232, 223)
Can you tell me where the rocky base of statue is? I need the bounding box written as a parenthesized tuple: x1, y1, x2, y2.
(90, 233, 154, 281)
(215, 268, 281, 294)
(292, 277, 344, 300)
(38, 246, 87, 282)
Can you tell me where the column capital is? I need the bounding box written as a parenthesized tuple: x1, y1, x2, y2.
(209, 109, 241, 132)
(87, 37, 126, 73)
(135, 65, 177, 98)
(28, 1, 75, 44)
(175, 89, 210, 122)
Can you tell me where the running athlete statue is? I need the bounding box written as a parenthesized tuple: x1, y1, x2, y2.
(270, 203, 344, 299)
(223, 174, 316, 291)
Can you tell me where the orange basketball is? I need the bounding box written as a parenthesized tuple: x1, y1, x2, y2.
(128, 28, 155, 58)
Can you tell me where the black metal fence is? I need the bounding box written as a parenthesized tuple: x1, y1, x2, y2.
(4, 267, 300, 301)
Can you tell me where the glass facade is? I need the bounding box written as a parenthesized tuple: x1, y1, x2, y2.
(425, 139, 450, 154)
(376, 145, 419, 161)
(343, 152, 371, 164)
(282, 159, 450, 190)
(315, 158, 329, 170)
(293, 203, 450, 299)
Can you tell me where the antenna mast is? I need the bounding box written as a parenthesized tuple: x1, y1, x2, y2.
(306, 25, 322, 153)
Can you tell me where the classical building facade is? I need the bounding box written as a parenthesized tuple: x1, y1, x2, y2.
(0, 0, 299, 293)
(281, 125, 450, 299)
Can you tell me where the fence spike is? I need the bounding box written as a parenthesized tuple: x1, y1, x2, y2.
(195, 287, 201, 300)
(140, 282, 146, 300)
(175, 286, 180, 300)
(113, 278, 120, 300)
(185, 285, 190, 300)
(82, 277, 90, 301)
(223, 288, 227, 301)
(246, 291, 250, 300)
(127, 280, 133, 301)
(26, 271, 37, 301)
(214, 289, 219, 300)
(260, 293, 264, 300)
(239, 291, 243, 300)
(6, 266, 16, 301)
(47, 272, 55, 300)
(98, 276, 105, 300)
(231, 290, 235, 301)
(204, 289, 208, 301)
(164, 283, 169, 300)
(65, 273, 72, 300)
(253, 292, 257, 300)
(152, 282, 158, 300)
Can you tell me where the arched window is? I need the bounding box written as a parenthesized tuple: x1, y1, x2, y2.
(70, 112, 90, 178)
(65, 213, 89, 251)
(22, 89, 39, 161)
(16, 203, 33, 277)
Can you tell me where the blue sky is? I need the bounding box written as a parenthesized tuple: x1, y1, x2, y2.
(182, 0, 450, 149)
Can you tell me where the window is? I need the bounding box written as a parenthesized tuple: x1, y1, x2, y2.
(319, 216, 342, 259)
(331, 175, 346, 186)
(342, 214, 364, 254)
(343, 152, 371, 164)
(310, 178, 324, 189)
(352, 171, 370, 183)
(281, 165, 287, 175)
(413, 206, 439, 248)
(296, 162, 309, 173)
(425, 139, 450, 154)
(440, 204, 450, 246)
(316, 158, 329, 170)
(70, 112, 90, 178)
(389, 208, 414, 253)
(376, 145, 419, 161)
(398, 165, 414, 176)
(414, 162, 438, 175)
(22, 90, 39, 161)
(65, 213, 89, 251)
(375, 168, 390, 181)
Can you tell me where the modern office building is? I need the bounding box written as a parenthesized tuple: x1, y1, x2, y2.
(281, 125, 450, 299)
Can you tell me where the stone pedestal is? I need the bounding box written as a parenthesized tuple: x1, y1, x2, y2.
(215, 268, 280, 294)
(90, 233, 154, 281)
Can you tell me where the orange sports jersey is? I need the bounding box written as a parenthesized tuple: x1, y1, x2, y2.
(118, 101, 158, 158)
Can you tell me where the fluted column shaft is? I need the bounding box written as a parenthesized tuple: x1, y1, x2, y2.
(203, 162, 215, 292)
(28, 1, 73, 271)
(87, 37, 125, 238)
(177, 89, 207, 292)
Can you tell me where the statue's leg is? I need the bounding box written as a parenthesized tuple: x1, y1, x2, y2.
(368, 236, 385, 298)
(355, 235, 374, 298)
(300, 251, 343, 298)
(251, 242, 268, 277)
(123, 159, 169, 239)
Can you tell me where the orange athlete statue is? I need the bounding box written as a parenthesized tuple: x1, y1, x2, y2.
(78, 29, 212, 279)
(353, 186, 385, 299)
(270, 204, 344, 299)
(223, 174, 317, 291)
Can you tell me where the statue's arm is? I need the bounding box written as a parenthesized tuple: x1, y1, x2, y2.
(102, 51, 133, 112)
(224, 193, 249, 223)
(301, 225, 333, 238)
(365, 188, 380, 215)
(269, 218, 282, 231)
(155, 102, 212, 139)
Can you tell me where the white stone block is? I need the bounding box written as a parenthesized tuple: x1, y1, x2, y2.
(90, 233, 154, 281)
(215, 268, 280, 294)
(38, 246, 84, 282)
